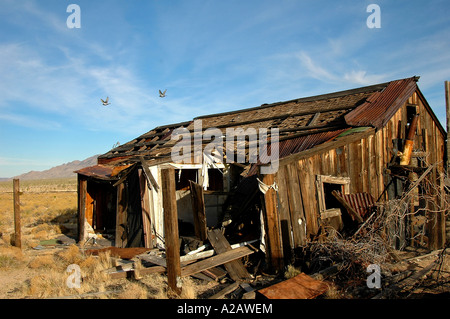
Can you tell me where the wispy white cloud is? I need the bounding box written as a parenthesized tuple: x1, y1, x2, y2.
(297, 51, 339, 83)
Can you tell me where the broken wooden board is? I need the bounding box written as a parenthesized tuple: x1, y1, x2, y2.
(256, 273, 329, 299)
(180, 245, 255, 277)
(86, 247, 154, 259)
(207, 229, 252, 281)
(107, 265, 166, 280)
(138, 251, 229, 281)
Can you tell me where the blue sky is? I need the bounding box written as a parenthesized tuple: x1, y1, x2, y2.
(0, 0, 449, 177)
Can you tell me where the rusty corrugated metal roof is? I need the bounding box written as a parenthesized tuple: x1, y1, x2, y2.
(246, 128, 349, 176)
(344, 76, 419, 129)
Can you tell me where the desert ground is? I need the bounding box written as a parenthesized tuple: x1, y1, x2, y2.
(0, 178, 212, 299)
(0, 178, 450, 300)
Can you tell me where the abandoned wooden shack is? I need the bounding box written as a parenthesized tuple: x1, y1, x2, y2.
(76, 76, 448, 275)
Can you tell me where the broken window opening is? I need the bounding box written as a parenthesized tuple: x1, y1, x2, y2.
(316, 175, 354, 234)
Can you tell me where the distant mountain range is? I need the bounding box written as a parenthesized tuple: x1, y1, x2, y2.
(8, 155, 99, 180)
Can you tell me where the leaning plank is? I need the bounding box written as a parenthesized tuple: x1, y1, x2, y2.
(207, 229, 252, 281)
(190, 181, 207, 241)
(181, 246, 255, 277)
(139, 156, 160, 191)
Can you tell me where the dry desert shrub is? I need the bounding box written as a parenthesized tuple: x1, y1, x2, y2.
(0, 246, 25, 269)
(24, 245, 115, 298)
(137, 273, 198, 299)
(117, 282, 149, 299)
(140, 273, 168, 299)
(28, 254, 56, 269)
(28, 270, 67, 298)
(284, 264, 302, 279)
(178, 276, 197, 299)
(56, 244, 83, 265)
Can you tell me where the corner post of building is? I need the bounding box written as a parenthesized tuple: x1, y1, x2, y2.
(261, 173, 284, 274)
(77, 174, 87, 245)
(13, 179, 22, 249)
(161, 168, 182, 297)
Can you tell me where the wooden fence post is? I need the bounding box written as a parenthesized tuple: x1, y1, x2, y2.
(161, 168, 182, 297)
(77, 175, 87, 244)
(13, 179, 21, 249)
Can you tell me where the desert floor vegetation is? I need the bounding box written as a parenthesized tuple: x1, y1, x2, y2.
(0, 178, 219, 299)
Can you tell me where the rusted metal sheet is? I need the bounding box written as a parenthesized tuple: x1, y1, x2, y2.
(338, 192, 375, 218)
(75, 164, 115, 180)
(247, 128, 348, 176)
(257, 273, 329, 299)
(345, 77, 419, 129)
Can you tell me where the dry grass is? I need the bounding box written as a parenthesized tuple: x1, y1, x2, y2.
(284, 265, 302, 279)
(0, 178, 216, 299)
(0, 183, 78, 248)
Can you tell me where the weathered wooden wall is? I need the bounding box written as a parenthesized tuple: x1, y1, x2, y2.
(271, 90, 446, 252)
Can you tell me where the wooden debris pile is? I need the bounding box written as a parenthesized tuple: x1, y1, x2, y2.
(84, 228, 263, 298)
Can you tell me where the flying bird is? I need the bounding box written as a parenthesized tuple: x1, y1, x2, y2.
(101, 97, 111, 106)
(159, 89, 167, 98)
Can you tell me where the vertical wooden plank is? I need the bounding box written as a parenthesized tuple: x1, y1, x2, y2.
(349, 141, 362, 193)
(336, 145, 347, 177)
(115, 182, 127, 248)
(298, 158, 319, 236)
(161, 168, 182, 296)
(360, 138, 369, 193)
(77, 175, 87, 244)
(261, 173, 284, 273)
(13, 179, 21, 249)
(139, 169, 153, 248)
(285, 163, 306, 247)
(275, 166, 295, 259)
(189, 180, 207, 241)
(368, 134, 377, 197)
(329, 149, 337, 176)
